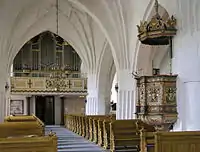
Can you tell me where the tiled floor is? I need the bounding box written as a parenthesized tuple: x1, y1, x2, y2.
(45, 126, 107, 152)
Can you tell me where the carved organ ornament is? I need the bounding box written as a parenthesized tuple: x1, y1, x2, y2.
(136, 0, 178, 131)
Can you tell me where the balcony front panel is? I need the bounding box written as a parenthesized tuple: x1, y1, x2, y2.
(11, 77, 87, 94)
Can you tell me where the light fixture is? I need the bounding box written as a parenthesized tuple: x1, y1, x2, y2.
(5, 82, 9, 91)
(115, 83, 119, 93)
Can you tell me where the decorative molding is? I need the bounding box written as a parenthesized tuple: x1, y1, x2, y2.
(11, 77, 87, 94)
(136, 75, 178, 130)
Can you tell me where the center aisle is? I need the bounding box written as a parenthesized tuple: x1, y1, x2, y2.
(45, 126, 107, 152)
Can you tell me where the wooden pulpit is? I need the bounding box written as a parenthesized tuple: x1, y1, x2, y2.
(136, 75, 178, 130)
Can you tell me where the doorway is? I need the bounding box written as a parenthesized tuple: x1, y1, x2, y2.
(35, 96, 55, 125)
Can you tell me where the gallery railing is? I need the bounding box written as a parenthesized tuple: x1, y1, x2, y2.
(10, 71, 87, 94)
(11, 70, 87, 78)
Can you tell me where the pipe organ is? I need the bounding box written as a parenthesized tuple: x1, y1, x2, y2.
(13, 31, 81, 75)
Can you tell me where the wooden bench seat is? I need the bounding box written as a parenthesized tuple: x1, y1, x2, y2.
(0, 133, 57, 152)
(110, 119, 155, 152)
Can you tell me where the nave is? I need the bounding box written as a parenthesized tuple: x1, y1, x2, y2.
(45, 126, 107, 152)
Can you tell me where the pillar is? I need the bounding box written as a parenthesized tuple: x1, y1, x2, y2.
(116, 69, 136, 119)
(86, 91, 109, 115)
(173, 0, 200, 130)
(0, 78, 7, 122)
(86, 74, 108, 115)
(173, 34, 200, 131)
(26, 97, 31, 115)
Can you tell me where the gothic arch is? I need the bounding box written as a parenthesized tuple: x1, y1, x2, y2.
(4, 4, 107, 77)
(97, 42, 116, 98)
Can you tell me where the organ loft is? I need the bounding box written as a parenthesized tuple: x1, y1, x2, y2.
(10, 31, 86, 125)
(0, 0, 200, 152)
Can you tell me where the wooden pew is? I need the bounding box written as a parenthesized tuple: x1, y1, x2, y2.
(4, 114, 45, 134)
(84, 116, 90, 139)
(0, 121, 44, 138)
(88, 115, 115, 142)
(0, 132, 57, 152)
(140, 128, 155, 152)
(4, 115, 36, 122)
(64, 114, 116, 145)
(109, 119, 155, 152)
(99, 117, 116, 149)
(92, 115, 114, 143)
(140, 130, 200, 152)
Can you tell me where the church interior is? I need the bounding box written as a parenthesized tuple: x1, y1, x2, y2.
(0, 0, 199, 151)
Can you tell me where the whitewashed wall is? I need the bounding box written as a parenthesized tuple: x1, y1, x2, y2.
(64, 97, 85, 114)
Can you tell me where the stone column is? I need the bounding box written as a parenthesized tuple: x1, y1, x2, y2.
(116, 69, 136, 119)
(0, 78, 6, 122)
(86, 74, 108, 115)
(173, 0, 200, 130)
(86, 95, 98, 115)
(98, 93, 111, 115)
(0, 91, 6, 122)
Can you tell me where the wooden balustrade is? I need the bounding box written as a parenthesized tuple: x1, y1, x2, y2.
(11, 76, 87, 94)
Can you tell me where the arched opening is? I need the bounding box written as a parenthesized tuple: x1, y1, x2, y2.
(110, 73, 117, 113)
(10, 31, 86, 125)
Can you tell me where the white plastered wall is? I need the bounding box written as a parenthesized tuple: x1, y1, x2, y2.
(64, 97, 85, 114)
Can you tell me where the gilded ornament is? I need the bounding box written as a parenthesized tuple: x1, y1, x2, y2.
(136, 75, 178, 131)
(137, 0, 177, 45)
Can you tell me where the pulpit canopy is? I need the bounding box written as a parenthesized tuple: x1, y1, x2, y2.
(137, 0, 177, 45)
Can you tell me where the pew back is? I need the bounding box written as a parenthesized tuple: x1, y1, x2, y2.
(4, 114, 44, 126)
(155, 131, 200, 152)
(110, 119, 155, 152)
(0, 134, 57, 152)
(4, 115, 35, 122)
(0, 121, 44, 138)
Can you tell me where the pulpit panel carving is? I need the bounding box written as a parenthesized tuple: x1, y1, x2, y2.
(136, 75, 178, 131)
(147, 84, 161, 104)
(165, 86, 176, 104)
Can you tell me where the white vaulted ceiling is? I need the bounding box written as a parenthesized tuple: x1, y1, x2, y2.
(0, 0, 106, 73)
(0, 0, 176, 77)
